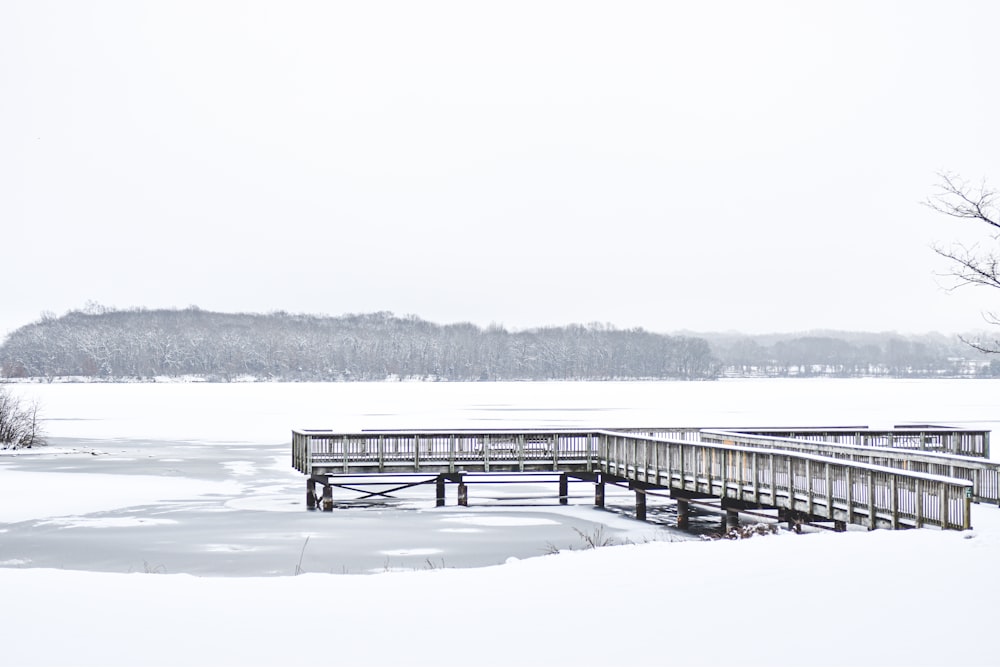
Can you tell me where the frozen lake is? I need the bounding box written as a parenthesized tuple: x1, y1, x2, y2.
(2, 378, 997, 576)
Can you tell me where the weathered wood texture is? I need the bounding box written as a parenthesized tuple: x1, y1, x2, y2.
(292, 428, 975, 530)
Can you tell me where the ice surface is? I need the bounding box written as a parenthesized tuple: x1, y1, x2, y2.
(2, 379, 999, 666)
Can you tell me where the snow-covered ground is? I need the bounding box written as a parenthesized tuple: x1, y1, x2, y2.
(2, 379, 999, 666)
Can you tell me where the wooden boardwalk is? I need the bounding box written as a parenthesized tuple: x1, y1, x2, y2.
(292, 427, 981, 531)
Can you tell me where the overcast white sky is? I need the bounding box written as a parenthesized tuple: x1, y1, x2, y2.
(3, 1, 999, 339)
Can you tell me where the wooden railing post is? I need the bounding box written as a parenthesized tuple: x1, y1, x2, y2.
(915, 478, 923, 528)
(867, 471, 876, 530)
(752, 452, 760, 505)
(825, 463, 832, 520)
(305, 433, 312, 476)
(964, 486, 972, 530)
(769, 454, 776, 505)
(890, 475, 899, 529)
(806, 459, 813, 516)
(845, 465, 854, 524)
(787, 456, 794, 511)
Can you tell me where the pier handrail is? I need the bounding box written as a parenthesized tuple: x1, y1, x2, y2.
(722, 427, 990, 458)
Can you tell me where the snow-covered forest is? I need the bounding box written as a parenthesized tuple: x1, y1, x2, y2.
(1, 306, 993, 382)
(0, 307, 717, 381)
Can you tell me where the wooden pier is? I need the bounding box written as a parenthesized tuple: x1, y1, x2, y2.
(292, 426, 985, 531)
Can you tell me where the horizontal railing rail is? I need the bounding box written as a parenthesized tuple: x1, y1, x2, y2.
(727, 427, 990, 458)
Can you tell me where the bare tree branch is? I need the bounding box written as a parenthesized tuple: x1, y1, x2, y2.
(927, 172, 1000, 354)
(925, 171, 1000, 233)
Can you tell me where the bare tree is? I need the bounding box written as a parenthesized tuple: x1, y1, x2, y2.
(926, 172, 1000, 353)
(0, 385, 44, 449)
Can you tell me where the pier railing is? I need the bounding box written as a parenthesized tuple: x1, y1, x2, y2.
(599, 431, 972, 530)
(293, 428, 974, 530)
(293, 428, 599, 475)
(700, 429, 1000, 505)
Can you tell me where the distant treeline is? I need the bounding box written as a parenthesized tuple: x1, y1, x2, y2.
(1, 307, 995, 382)
(703, 331, 996, 378)
(0, 307, 718, 381)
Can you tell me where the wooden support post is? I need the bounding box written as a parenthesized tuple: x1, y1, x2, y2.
(306, 479, 316, 510)
(635, 488, 647, 521)
(676, 499, 689, 529)
(436, 475, 446, 508)
(595, 475, 605, 509)
(558, 473, 569, 505)
(834, 520, 847, 532)
(321, 484, 333, 512)
(457, 482, 468, 507)
(726, 508, 739, 531)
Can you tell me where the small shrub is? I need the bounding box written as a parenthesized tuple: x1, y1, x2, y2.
(702, 522, 778, 541)
(572, 526, 617, 549)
